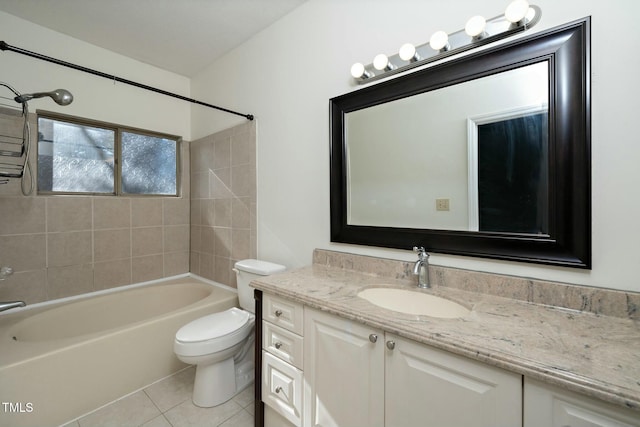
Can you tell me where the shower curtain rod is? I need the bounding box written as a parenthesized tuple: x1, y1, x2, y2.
(0, 41, 254, 121)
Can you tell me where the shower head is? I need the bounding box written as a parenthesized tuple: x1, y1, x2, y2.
(14, 89, 73, 106)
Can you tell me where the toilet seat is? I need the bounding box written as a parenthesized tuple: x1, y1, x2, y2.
(174, 307, 255, 357)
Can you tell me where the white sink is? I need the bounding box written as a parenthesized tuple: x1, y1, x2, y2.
(357, 287, 470, 319)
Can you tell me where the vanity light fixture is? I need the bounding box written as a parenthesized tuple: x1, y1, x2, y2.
(399, 43, 421, 62)
(429, 31, 450, 52)
(505, 0, 531, 24)
(349, 0, 541, 84)
(350, 62, 373, 80)
(373, 53, 396, 71)
(465, 15, 488, 39)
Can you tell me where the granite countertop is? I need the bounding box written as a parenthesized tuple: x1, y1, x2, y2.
(252, 264, 640, 412)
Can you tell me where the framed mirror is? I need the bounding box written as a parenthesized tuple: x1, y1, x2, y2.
(330, 18, 591, 268)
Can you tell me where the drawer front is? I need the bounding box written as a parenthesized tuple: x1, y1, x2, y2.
(262, 351, 303, 427)
(263, 321, 304, 369)
(263, 294, 304, 335)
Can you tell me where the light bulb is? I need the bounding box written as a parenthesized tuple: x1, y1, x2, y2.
(465, 15, 487, 38)
(399, 43, 420, 62)
(429, 31, 449, 51)
(373, 53, 393, 71)
(505, 0, 530, 24)
(350, 62, 367, 79)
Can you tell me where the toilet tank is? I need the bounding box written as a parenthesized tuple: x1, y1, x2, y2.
(234, 259, 286, 313)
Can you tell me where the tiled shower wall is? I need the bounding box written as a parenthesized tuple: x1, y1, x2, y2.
(0, 110, 190, 304)
(190, 121, 257, 288)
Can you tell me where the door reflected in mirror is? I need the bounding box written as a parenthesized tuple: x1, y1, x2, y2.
(345, 61, 549, 234)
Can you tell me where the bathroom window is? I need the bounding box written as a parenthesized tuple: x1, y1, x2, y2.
(37, 113, 179, 196)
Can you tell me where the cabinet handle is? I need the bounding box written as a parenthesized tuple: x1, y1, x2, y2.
(274, 342, 283, 349)
(275, 386, 283, 394)
(386, 340, 396, 350)
(274, 309, 283, 317)
(369, 334, 378, 343)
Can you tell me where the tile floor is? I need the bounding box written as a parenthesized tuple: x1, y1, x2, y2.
(63, 367, 254, 427)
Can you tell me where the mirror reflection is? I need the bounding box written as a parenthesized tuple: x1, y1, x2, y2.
(345, 61, 548, 234)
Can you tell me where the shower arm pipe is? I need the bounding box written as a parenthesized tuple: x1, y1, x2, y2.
(0, 41, 254, 121)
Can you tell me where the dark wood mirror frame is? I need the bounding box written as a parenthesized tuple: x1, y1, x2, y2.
(330, 18, 591, 268)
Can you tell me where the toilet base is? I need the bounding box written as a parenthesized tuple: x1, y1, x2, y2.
(191, 356, 255, 408)
(193, 357, 235, 407)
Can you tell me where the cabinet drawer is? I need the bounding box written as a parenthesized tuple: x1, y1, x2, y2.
(263, 321, 304, 369)
(263, 294, 303, 335)
(262, 351, 303, 427)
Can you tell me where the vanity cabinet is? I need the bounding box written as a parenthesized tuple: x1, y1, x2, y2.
(262, 294, 305, 427)
(303, 307, 522, 427)
(524, 378, 640, 427)
(303, 307, 385, 427)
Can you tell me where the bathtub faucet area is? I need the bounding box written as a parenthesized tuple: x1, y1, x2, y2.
(0, 300, 25, 312)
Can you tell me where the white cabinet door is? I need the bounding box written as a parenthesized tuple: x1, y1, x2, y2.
(303, 308, 384, 427)
(524, 378, 640, 427)
(384, 333, 522, 427)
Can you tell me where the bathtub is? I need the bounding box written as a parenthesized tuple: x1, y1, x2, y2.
(0, 277, 238, 427)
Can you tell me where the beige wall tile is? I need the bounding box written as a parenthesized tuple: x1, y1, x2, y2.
(0, 234, 46, 272)
(231, 129, 252, 166)
(231, 164, 255, 198)
(190, 139, 213, 173)
(163, 198, 189, 225)
(94, 198, 131, 229)
(180, 142, 190, 199)
(190, 226, 202, 253)
(214, 256, 232, 286)
(214, 227, 231, 258)
(47, 197, 92, 232)
(132, 227, 163, 256)
(132, 254, 163, 283)
(189, 251, 200, 276)
(210, 169, 232, 199)
(201, 199, 215, 227)
(190, 199, 201, 226)
(132, 198, 163, 227)
(214, 198, 232, 227)
(94, 259, 132, 290)
(232, 229, 251, 261)
(199, 253, 214, 281)
(201, 227, 214, 254)
(192, 172, 209, 199)
(0, 196, 45, 235)
(164, 225, 190, 253)
(164, 251, 189, 277)
(0, 269, 47, 304)
(48, 231, 92, 267)
(213, 136, 231, 170)
(47, 264, 94, 299)
(232, 198, 251, 229)
(94, 228, 131, 262)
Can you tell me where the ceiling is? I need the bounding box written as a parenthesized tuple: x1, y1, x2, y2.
(0, 0, 306, 77)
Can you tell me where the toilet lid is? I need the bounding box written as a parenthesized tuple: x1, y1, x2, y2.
(176, 308, 250, 343)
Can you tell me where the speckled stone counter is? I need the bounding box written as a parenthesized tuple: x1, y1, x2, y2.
(251, 250, 640, 412)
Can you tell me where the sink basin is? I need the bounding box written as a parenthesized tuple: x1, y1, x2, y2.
(357, 288, 470, 318)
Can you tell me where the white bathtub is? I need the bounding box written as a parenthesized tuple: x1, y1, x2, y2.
(0, 277, 238, 427)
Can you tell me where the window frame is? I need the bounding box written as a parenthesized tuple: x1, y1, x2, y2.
(37, 111, 181, 197)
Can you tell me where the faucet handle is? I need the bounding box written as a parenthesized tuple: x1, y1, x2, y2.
(413, 246, 429, 260)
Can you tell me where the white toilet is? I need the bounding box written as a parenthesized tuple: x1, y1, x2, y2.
(174, 259, 286, 407)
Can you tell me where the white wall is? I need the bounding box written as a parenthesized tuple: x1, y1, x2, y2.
(191, 0, 640, 293)
(0, 11, 191, 139)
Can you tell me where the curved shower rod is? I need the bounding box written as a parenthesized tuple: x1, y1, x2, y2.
(0, 41, 254, 121)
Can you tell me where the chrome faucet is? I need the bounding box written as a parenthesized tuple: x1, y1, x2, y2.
(0, 300, 26, 312)
(412, 246, 430, 289)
